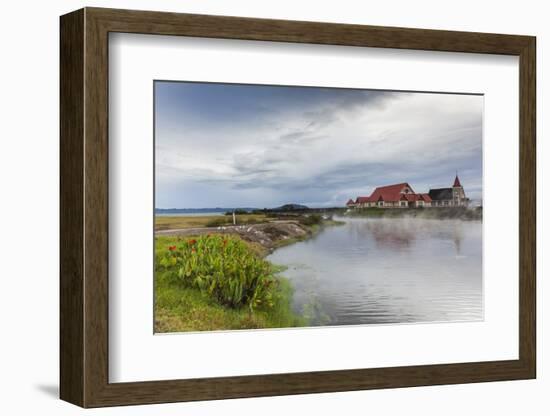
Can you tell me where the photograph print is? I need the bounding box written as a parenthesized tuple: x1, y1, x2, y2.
(154, 81, 483, 333)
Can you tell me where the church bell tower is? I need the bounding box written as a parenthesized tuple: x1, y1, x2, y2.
(452, 174, 466, 206)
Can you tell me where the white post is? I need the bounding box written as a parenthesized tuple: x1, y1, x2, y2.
(233, 211, 236, 225)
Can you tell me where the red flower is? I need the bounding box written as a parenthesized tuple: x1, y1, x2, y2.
(168, 245, 176, 251)
(191, 248, 196, 253)
(188, 239, 197, 245)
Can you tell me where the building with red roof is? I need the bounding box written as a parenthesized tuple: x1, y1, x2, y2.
(347, 175, 467, 209)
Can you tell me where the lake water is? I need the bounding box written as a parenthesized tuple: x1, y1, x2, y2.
(267, 217, 483, 326)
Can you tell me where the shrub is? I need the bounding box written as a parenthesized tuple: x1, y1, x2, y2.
(204, 217, 230, 227)
(157, 235, 279, 311)
(298, 214, 323, 226)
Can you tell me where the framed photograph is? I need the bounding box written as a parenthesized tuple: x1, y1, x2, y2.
(60, 7, 536, 407)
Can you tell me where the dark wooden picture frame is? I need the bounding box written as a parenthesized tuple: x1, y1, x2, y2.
(60, 7, 536, 408)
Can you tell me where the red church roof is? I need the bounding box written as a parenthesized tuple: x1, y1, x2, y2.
(398, 193, 432, 202)
(370, 183, 413, 202)
(356, 196, 374, 204)
(400, 193, 418, 202)
(351, 183, 433, 205)
(453, 175, 462, 187)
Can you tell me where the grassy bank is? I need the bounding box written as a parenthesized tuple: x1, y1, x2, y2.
(156, 213, 344, 254)
(345, 206, 482, 220)
(155, 235, 305, 332)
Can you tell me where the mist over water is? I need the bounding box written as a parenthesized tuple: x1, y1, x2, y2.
(267, 217, 483, 326)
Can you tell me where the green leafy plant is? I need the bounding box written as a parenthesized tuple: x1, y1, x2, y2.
(157, 235, 279, 311)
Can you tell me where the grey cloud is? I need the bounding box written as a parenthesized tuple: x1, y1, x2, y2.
(155, 85, 482, 208)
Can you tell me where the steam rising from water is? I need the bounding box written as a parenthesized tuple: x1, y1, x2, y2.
(267, 217, 482, 326)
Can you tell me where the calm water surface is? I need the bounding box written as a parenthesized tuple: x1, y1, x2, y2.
(267, 217, 482, 326)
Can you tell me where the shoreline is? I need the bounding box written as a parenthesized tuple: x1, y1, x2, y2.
(344, 206, 482, 221)
(154, 217, 343, 332)
(155, 217, 344, 256)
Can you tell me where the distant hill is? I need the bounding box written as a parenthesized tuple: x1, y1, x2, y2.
(275, 203, 310, 211)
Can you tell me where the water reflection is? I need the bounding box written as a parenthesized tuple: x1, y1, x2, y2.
(267, 217, 483, 326)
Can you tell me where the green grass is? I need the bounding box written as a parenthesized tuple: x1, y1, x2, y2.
(155, 272, 303, 332)
(155, 235, 305, 332)
(346, 206, 482, 220)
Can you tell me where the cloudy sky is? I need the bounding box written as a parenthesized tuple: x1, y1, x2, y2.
(155, 81, 483, 209)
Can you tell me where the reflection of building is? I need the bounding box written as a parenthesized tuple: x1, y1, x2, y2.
(367, 220, 415, 248)
(428, 175, 469, 207)
(346, 175, 468, 209)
